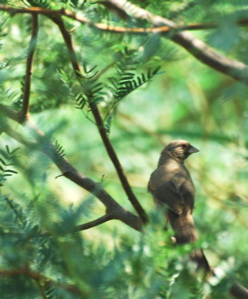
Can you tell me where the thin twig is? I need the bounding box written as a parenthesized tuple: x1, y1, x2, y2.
(1, 4, 248, 34)
(74, 213, 115, 231)
(95, 61, 117, 80)
(1, 4, 248, 83)
(42, 214, 116, 236)
(50, 15, 148, 224)
(50, 17, 83, 78)
(21, 14, 38, 122)
(118, 111, 165, 145)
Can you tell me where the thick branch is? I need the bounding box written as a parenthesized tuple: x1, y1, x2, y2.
(1, 4, 248, 83)
(45, 150, 142, 231)
(230, 281, 248, 299)
(114, 0, 248, 84)
(21, 14, 38, 122)
(51, 16, 148, 224)
(1, 107, 142, 231)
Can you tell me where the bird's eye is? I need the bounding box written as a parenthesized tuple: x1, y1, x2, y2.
(181, 143, 187, 149)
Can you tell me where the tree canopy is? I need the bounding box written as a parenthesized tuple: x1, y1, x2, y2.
(0, 0, 248, 298)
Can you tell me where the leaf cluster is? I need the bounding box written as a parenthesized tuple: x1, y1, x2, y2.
(0, 146, 18, 187)
(1, 0, 248, 298)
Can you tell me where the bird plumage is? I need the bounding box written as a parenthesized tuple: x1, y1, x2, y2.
(148, 140, 210, 271)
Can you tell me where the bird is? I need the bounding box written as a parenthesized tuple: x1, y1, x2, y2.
(148, 139, 210, 271)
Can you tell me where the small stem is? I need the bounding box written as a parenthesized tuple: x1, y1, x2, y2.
(21, 14, 39, 122)
(74, 213, 114, 231)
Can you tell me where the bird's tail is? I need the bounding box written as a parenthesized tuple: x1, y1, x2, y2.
(167, 210, 198, 244)
(190, 249, 212, 273)
(167, 210, 211, 272)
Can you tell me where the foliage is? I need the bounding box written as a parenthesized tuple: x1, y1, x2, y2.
(0, 0, 248, 298)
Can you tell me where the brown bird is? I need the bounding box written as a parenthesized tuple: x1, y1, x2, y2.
(148, 139, 210, 271)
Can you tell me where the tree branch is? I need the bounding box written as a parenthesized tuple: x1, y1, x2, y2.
(1, 4, 248, 34)
(2, 3, 248, 295)
(74, 213, 114, 232)
(50, 16, 148, 224)
(114, 0, 248, 84)
(0, 266, 82, 296)
(1, 4, 248, 83)
(230, 281, 248, 299)
(0, 105, 142, 231)
(21, 14, 38, 122)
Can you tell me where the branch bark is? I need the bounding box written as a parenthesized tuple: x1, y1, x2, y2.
(50, 15, 148, 224)
(21, 14, 38, 122)
(1, 2, 248, 296)
(114, 0, 248, 84)
(1, 5, 248, 33)
(74, 213, 114, 231)
(0, 104, 142, 232)
(230, 281, 248, 299)
(1, 4, 248, 83)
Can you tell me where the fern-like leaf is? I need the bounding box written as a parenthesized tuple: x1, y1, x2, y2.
(0, 146, 18, 186)
(54, 139, 65, 159)
(75, 64, 105, 110)
(112, 66, 161, 101)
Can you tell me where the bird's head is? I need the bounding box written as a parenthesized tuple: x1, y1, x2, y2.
(161, 140, 199, 162)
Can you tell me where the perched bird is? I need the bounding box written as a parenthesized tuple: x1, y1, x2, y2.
(148, 139, 210, 271)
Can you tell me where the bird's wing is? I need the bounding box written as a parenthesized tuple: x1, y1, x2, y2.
(149, 168, 195, 216)
(150, 179, 186, 215)
(148, 160, 195, 215)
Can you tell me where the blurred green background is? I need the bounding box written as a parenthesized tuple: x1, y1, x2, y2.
(0, 0, 248, 298)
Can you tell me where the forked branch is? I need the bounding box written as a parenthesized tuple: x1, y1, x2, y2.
(50, 15, 148, 224)
(0, 105, 142, 231)
(1, 4, 248, 83)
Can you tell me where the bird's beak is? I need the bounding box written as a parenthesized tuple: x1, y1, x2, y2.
(188, 145, 199, 154)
